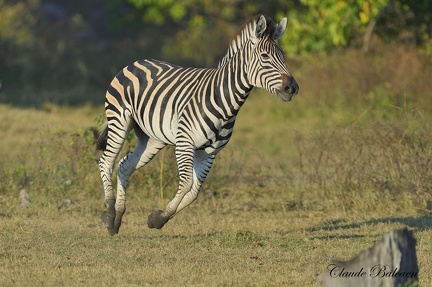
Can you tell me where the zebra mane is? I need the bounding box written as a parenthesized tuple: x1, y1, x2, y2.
(217, 15, 277, 68)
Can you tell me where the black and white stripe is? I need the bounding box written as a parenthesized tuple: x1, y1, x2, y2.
(97, 15, 299, 235)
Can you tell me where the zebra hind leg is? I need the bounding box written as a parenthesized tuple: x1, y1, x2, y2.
(96, 125, 116, 233)
(99, 149, 123, 235)
(113, 130, 166, 234)
(99, 116, 134, 235)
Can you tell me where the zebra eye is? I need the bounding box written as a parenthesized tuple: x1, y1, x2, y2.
(260, 53, 270, 59)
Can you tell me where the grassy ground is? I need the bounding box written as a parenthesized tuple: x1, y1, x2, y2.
(0, 47, 431, 286)
(0, 198, 430, 286)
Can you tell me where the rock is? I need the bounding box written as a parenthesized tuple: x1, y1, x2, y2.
(19, 189, 30, 207)
(318, 228, 418, 287)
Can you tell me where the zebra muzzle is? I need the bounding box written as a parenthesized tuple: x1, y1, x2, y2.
(278, 74, 299, 101)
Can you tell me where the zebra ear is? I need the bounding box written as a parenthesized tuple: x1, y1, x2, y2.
(272, 17, 287, 40)
(255, 15, 267, 38)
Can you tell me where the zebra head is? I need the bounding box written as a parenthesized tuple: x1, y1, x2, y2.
(248, 15, 299, 101)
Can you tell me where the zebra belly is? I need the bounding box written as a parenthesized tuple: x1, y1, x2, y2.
(132, 112, 178, 145)
(187, 117, 235, 155)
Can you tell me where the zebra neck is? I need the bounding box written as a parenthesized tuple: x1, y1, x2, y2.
(218, 19, 256, 68)
(211, 48, 254, 118)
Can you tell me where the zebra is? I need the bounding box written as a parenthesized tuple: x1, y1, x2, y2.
(96, 15, 299, 235)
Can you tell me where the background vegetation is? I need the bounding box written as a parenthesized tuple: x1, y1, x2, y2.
(1, 0, 432, 105)
(0, 0, 431, 286)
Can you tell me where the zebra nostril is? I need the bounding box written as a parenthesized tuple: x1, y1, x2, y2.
(281, 74, 298, 95)
(285, 85, 296, 94)
(291, 86, 297, 94)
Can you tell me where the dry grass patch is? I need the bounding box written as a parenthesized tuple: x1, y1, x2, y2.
(0, 205, 431, 286)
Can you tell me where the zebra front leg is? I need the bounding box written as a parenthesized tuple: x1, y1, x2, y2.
(147, 149, 215, 229)
(175, 150, 215, 213)
(148, 145, 195, 229)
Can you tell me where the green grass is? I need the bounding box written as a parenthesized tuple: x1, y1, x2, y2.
(0, 47, 431, 286)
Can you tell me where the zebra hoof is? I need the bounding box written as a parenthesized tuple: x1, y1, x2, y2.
(101, 211, 117, 235)
(147, 210, 169, 229)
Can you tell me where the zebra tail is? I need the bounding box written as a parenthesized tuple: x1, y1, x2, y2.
(93, 123, 108, 151)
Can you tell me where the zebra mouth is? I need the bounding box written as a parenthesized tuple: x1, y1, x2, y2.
(276, 90, 296, 101)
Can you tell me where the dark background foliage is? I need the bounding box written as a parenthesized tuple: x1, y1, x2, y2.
(0, 0, 431, 106)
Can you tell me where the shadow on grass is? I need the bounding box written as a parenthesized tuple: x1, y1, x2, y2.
(311, 234, 367, 240)
(308, 214, 432, 238)
(146, 231, 224, 240)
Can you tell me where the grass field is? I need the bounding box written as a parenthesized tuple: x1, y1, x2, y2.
(0, 47, 431, 286)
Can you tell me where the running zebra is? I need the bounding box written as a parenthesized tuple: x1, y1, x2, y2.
(96, 15, 299, 235)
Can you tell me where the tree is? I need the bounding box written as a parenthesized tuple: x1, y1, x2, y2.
(0, 0, 39, 46)
(127, 0, 432, 60)
(125, 0, 391, 61)
(279, 0, 388, 56)
(126, 0, 293, 65)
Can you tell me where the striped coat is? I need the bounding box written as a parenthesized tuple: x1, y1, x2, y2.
(97, 15, 299, 235)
